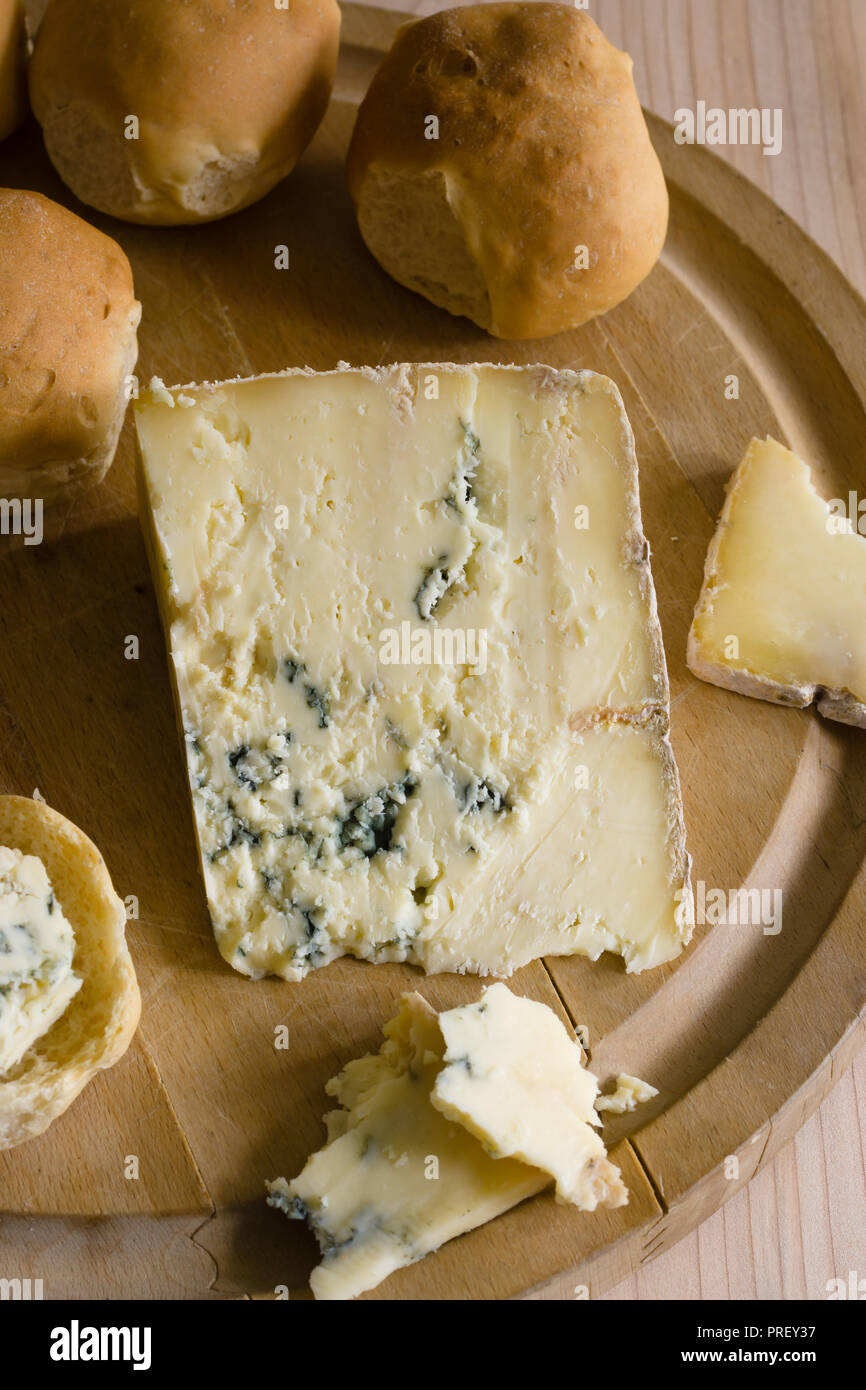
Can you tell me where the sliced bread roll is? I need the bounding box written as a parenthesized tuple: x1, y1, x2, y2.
(0, 795, 140, 1151)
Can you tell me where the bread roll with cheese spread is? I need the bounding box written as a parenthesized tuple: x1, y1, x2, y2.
(0, 189, 140, 502)
(28, 0, 341, 225)
(0, 796, 140, 1151)
(346, 3, 669, 339)
(0, 0, 27, 141)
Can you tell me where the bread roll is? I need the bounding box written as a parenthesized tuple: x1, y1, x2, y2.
(346, 3, 669, 339)
(0, 189, 140, 502)
(29, 0, 341, 225)
(0, 796, 140, 1151)
(0, 0, 27, 141)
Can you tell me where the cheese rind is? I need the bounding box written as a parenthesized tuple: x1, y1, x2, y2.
(136, 362, 690, 980)
(0, 845, 82, 1074)
(417, 715, 689, 976)
(432, 983, 627, 1207)
(688, 437, 866, 727)
(268, 985, 625, 1300)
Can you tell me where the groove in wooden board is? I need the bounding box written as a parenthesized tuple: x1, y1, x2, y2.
(631, 1037, 866, 1285)
(0, 1, 862, 1299)
(632, 927, 866, 1250)
(539, 354, 811, 1058)
(180, 1197, 325, 1298)
(0, 1212, 222, 1300)
(603, 110, 866, 1226)
(568, 715, 866, 1147)
(0, 1138, 659, 1302)
(587, 1013, 866, 1302)
(510, 0, 866, 1298)
(541, 119, 866, 1167)
(593, 261, 781, 522)
(541, 306, 866, 1116)
(133, 954, 570, 1213)
(654, 130, 866, 441)
(0, 526, 210, 1220)
(0, 1040, 209, 1218)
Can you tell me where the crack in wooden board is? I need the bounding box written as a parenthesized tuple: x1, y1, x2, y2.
(0, 1212, 223, 1300)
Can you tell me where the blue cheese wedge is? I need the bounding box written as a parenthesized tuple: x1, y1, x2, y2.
(431, 983, 626, 1206)
(267, 986, 624, 1300)
(135, 363, 690, 981)
(0, 845, 82, 1074)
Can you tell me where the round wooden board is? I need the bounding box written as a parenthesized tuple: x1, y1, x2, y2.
(1, 4, 865, 1301)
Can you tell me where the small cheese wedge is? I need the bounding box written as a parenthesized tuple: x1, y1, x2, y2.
(135, 362, 691, 981)
(432, 983, 627, 1207)
(688, 437, 866, 727)
(267, 985, 624, 1300)
(595, 1073, 659, 1115)
(0, 845, 82, 1074)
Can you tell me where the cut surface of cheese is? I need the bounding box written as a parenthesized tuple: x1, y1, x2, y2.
(135, 362, 690, 981)
(432, 982, 627, 1207)
(689, 436, 866, 727)
(267, 993, 546, 1300)
(595, 1072, 659, 1114)
(0, 845, 82, 1074)
(267, 985, 624, 1300)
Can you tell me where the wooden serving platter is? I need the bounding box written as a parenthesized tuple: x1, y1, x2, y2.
(1, 4, 865, 1301)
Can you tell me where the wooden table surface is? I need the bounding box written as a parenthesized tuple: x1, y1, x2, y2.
(381, 0, 866, 1301)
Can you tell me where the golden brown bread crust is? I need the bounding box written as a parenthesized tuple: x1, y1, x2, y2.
(29, 0, 341, 225)
(0, 188, 140, 500)
(0, 0, 27, 141)
(0, 796, 140, 1151)
(346, 3, 669, 339)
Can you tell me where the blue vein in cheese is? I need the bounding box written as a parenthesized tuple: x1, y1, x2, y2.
(135, 363, 691, 982)
(267, 985, 626, 1300)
